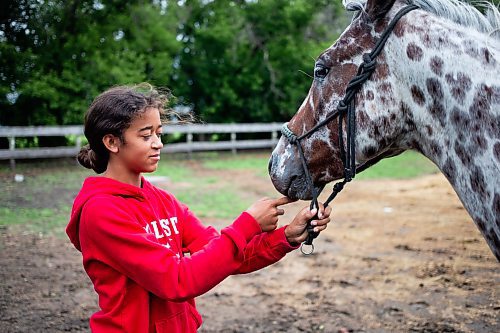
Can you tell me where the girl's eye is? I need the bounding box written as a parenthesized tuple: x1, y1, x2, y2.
(142, 132, 162, 140)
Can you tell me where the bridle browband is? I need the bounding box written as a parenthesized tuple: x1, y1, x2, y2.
(281, 4, 419, 254)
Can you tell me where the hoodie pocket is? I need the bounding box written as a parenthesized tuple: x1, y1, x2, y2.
(155, 309, 199, 333)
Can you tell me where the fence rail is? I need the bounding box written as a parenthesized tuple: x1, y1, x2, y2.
(0, 123, 283, 167)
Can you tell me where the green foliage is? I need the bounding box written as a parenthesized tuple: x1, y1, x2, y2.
(2, 0, 498, 129)
(173, 0, 342, 122)
(1, 0, 182, 126)
(1, 0, 344, 127)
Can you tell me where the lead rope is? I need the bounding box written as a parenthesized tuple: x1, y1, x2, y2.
(281, 4, 419, 255)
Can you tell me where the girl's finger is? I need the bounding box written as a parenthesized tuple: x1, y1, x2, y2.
(296, 232, 308, 243)
(317, 202, 325, 219)
(276, 208, 284, 215)
(310, 217, 330, 225)
(273, 196, 295, 207)
(313, 225, 327, 233)
(315, 218, 331, 226)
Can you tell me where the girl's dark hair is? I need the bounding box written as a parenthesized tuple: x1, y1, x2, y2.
(77, 83, 169, 173)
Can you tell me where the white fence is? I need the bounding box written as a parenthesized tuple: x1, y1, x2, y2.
(0, 123, 283, 167)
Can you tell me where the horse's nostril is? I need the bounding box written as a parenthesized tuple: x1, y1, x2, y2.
(268, 156, 273, 174)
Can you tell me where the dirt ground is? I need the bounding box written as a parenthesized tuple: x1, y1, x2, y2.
(0, 160, 498, 333)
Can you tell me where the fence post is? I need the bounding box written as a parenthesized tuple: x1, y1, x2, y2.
(76, 136, 82, 165)
(187, 132, 193, 159)
(8, 136, 15, 169)
(231, 132, 237, 155)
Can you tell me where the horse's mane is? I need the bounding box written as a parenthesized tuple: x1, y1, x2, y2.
(343, 0, 500, 40)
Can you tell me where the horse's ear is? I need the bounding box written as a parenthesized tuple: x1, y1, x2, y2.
(365, 0, 397, 20)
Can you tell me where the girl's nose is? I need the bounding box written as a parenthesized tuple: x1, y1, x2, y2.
(153, 136, 164, 149)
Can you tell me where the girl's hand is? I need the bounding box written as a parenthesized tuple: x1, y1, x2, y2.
(285, 203, 332, 245)
(246, 197, 295, 232)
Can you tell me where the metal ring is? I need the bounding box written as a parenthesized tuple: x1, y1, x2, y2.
(300, 243, 315, 256)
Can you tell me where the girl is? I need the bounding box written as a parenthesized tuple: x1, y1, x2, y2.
(66, 84, 331, 333)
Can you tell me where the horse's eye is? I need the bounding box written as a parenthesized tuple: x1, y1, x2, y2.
(314, 65, 330, 79)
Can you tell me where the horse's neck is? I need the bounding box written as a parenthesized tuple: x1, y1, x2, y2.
(390, 14, 500, 260)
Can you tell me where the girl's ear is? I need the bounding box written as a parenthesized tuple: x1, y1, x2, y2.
(102, 134, 120, 153)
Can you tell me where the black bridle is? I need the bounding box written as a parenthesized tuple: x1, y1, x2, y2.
(281, 5, 419, 254)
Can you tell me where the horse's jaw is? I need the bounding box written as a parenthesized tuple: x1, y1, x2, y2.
(271, 180, 325, 201)
(355, 146, 406, 174)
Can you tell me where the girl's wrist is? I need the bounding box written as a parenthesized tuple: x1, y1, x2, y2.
(284, 226, 298, 246)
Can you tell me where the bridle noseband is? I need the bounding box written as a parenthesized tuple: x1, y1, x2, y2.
(281, 5, 419, 255)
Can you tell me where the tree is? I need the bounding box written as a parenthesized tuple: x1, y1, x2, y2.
(0, 0, 181, 127)
(0, 0, 345, 130)
(173, 0, 343, 123)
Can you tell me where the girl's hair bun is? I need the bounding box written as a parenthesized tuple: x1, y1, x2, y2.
(77, 145, 107, 174)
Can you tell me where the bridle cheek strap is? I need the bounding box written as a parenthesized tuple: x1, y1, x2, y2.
(280, 4, 419, 254)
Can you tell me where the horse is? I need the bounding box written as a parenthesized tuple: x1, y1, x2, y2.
(268, 0, 500, 261)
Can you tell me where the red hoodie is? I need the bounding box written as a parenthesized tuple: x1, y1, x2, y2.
(67, 176, 297, 332)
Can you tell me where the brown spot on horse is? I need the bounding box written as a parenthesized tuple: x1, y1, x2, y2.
(445, 72, 472, 103)
(472, 133, 488, 152)
(366, 90, 375, 101)
(430, 56, 444, 76)
(425, 125, 433, 136)
(481, 48, 496, 66)
(493, 193, 500, 218)
(470, 84, 493, 123)
(372, 61, 390, 81)
(379, 82, 393, 93)
(454, 142, 472, 167)
(411, 85, 426, 106)
(407, 42, 423, 61)
(449, 107, 469, 130)
(464, 39, 480, 58)
(429, 141, 442, 159)
(426, 78, 444, 100)
(494, 142, 500, 163)
(442, 158, 457, 183)
(429, 101, 446, 127)
(470, 166, 489, 199)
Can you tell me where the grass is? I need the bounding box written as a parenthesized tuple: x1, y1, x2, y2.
(173, 186, 249, 219)
(0, 150, 438, 235)
(0, 207, 70, 236)
(151, 158, 193, 182)
(151, 155, 252, 219)
(202, 154, 270, 178)
(0, 160, 92, 236)
(356, 151, 438, 180)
